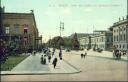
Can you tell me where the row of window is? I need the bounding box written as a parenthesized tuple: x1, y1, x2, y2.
(5, 26, 28, 34)
(113, 34, 126, 42)
(114, 44, 128, 49)
(113, 27, 126, 33)
(91, 37, 113, 43)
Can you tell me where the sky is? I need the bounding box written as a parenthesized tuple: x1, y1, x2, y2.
(1, 0, 127, 42)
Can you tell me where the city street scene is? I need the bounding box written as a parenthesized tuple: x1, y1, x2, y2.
(0, 0, 128, 81)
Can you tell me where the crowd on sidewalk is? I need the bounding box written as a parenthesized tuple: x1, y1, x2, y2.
(41, 48, 63, 69)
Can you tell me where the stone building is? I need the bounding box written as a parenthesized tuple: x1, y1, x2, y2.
(78, 34, 92, 49)
(1, 9, 40, 51)
(110, 16, 128, 51)
(91, 30, 113, 50)
(78, 30, 113, 51)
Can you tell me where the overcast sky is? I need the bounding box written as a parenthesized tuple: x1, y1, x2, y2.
(1, 0, 127, 42)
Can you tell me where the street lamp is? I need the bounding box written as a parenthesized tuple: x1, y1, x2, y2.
(59, 22, 64, 60)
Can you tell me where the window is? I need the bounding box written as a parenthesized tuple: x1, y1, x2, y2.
(124, 34, 126, 40)
(14, 24, 19, 34)
(124, 28, 125, 31)
(127, 44, 128, 49)
(120, 28, 122, 31)
(107, 38, 109, 42)
(117, 36, 118, 41)
(117, 29, 118, 32)
(5, 27, 10, 34)
(120, 44, 121, 48)
(114, 36, 115, 41)
(123, 45, 125, 48)
(120, 35, 122, 41)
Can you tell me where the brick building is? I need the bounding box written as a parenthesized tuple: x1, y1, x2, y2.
(1, 9, 40, 51)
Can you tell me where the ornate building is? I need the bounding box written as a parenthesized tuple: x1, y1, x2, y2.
(110, 16, 128, 51)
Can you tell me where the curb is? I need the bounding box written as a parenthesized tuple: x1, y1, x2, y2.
(1, 71, 81, 75)
(1, 59, 81, 75)
(87, 55, 128, 62)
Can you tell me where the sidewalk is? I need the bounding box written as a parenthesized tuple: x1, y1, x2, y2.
(1, 53, 80, 75)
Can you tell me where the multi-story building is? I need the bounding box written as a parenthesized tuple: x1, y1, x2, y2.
(1, 8, 40, 51)
(110, 16, 128, 51)
(92, 30, 113, 50)
(76, 30, 113, 51)
(79, 34, 92, 49)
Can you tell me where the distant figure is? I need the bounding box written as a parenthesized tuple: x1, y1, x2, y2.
(81, 53, 83, 59)
(53, 57, 58, 68)
(59, 49, 62, 60)
(43, 55, 46, 64)
(41, 55, 44, 64)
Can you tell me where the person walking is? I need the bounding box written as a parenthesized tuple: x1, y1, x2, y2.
(41, 55, 44, 64)
(81, 53, 83, 59)
(43, 55, 46, 64)
(48, 51, 51, 63)
(53, 57, 58, 68)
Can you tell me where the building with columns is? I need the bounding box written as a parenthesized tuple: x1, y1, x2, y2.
(91, 30, 113, 50)
(110, 16, 128, 51)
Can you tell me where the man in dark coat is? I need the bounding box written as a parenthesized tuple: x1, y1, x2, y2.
(53, 57, 58, 68)
(81, 53, 83, 59)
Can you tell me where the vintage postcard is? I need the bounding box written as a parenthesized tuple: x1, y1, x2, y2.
(0, 0, 128, 81)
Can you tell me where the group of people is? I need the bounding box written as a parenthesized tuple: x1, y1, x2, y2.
(41, 48, 58, 68)
(113, 49, 122, 59)
(81, 51, 87, 59)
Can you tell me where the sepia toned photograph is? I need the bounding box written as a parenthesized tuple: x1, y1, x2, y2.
(0, 0, 128, 81)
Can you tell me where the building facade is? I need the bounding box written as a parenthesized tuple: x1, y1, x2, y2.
(90, 30, 113, 50)
(2, 11, 39, 51)
(110, 17, 128, 51)
(78, 30, 113, 51)
(79, 35, 91, 49)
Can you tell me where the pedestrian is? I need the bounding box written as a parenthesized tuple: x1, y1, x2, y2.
(48, 51, 51, 63)
(43, 55, 46, 64)
(85, 52, 87, 56)
(81, 53, 83, 59)
(59, 49, 62, 60)
(118, 50, 121, 59)
(52, 57, 58, 68)
(41, 55, 44, 64)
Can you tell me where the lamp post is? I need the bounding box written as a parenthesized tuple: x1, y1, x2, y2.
(60, 22, 64, 37)
(59, 22, 64, 60)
